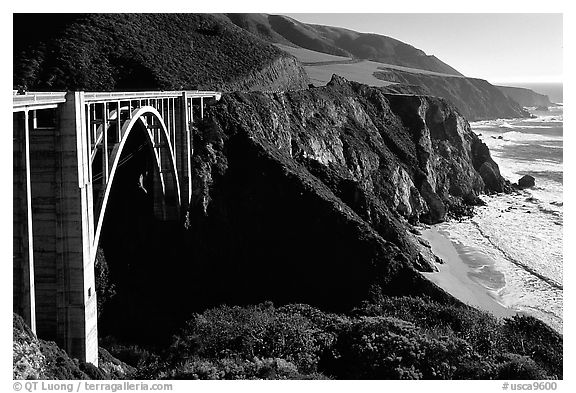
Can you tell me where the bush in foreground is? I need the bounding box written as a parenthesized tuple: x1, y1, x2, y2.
(109, 298, 561, 380)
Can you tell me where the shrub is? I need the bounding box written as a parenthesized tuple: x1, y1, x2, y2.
(501, 315, 563, 379)
(162, 356, 328, 380)
(326, 316, 478, 379)
(493, 354, 549, 380)
(99, 298, 562, 380)
(168, 303, 338, 374)
(94, 248, 116, 319)
(354, 296, 505, 356)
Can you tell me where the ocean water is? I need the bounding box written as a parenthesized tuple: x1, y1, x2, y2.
(437, 105, 563, 332)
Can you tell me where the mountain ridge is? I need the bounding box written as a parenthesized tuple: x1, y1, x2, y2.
(220, 13, 463, 76)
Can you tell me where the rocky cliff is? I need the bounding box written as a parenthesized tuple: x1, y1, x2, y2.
(224, 56, 310, 92)
(374, 69, 530, 121)
(183, 76, 508, 311)
(496, 85, 553, 107)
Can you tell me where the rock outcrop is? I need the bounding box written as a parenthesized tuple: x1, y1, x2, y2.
(373, 69, 530, 121)
(224, 56, 310, 92)
(183, 76, 507, 311)
(13, 314, 134, 380)
(518, 175, 536, 189)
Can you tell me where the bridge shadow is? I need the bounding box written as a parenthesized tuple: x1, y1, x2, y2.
(96, 121, 189, 347)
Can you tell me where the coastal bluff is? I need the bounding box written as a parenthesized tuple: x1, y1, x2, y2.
(184, 76, 509, 309)
(373, 69, 530, 121)
(496, 85, 554, 107)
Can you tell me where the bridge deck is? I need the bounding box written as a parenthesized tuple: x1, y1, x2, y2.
(13, 90, 222, 111)
(13, 92, 67, 111)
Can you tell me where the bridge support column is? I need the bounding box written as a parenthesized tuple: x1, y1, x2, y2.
(30, 92, 98, 365)
(179, 92, 192, 208)
(13, 110, 36, 332)
(58, 92, 98, 365)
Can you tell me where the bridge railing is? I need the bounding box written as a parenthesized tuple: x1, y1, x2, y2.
(84, 90, 222, 103)
(13, 90, 222, 110)
(13, 91, 67, 111)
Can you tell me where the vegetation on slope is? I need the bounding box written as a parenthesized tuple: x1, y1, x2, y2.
(13, 13, 308, 91)
(221, 13, 463, 76)
(103, 299, 562, 380)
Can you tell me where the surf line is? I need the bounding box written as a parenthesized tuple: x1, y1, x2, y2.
(471, 221, 563, 291)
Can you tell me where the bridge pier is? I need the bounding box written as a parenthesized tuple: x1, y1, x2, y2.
(28, 92, 98, 365)
(13, 110, 36, 333)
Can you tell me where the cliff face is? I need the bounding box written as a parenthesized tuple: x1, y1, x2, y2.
(496, 85, 553, 107)
(374, 69, 530, 121)
(183, 76, 507, 310)
(223, 56, 310, 92)
(13, 14, 309, 92)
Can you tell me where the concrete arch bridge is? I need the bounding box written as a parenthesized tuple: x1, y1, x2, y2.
(13, 90, 221, 365)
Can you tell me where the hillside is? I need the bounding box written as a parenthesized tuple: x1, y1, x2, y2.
(373, 68, 530, 121)
(276, 44, 462, 90)
(13, 14, 309, 92)
(220, 13, 463, 76)
(496, 85, 553, 107)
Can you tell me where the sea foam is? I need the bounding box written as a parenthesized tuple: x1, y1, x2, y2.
(444, 108, 563, 332)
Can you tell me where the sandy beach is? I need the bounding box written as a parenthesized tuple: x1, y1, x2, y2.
(421, 226, 517, 318)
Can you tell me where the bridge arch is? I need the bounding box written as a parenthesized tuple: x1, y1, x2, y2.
(91, 106, 181, 262)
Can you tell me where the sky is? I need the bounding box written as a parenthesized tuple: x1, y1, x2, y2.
(281, 13, 563, 84)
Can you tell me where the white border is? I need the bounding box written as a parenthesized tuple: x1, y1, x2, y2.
(2, 2, 572, 391)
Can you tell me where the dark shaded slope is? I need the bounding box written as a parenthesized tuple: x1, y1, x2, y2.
(222, 13, 462, 76)
(13, 13, 309, 92)
(374, 68, 530, 121)
(182, 76, 508, 311)
(266, 15, 352, 57)
(218, 13, 296, 47)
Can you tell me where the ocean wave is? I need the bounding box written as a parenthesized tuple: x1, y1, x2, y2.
(438, 204, 563, 332)
(453, 214, 563, 288)
(524, 114, 563, 123)
(471, 113, 562, 131)
(499, 130, 562, 141)
(538, 205, 563, 219)
(477, 194, 562, 275)
(504, 124, 561, 130)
